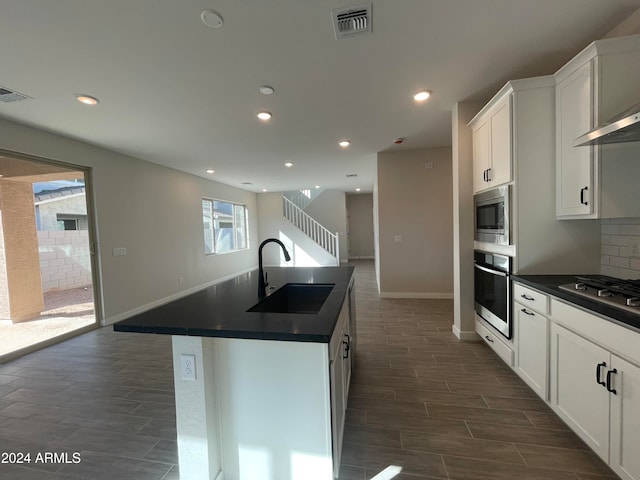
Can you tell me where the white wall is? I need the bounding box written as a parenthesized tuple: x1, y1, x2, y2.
(376, 147, 454, 298)
(0, 117, 258, 325)
(303, 189, 348, 264)
(451, 102, 482, 340)
(257, 192, 338, 266)
(346, 193, 374, 259)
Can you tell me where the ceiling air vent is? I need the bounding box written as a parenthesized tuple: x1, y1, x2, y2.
(332, 4, 372, 39)
(0, 86, 32, 103)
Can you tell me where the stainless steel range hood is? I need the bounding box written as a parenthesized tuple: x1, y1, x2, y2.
(573, 103, 640, 146)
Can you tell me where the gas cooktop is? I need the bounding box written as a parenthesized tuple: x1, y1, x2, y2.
(559, 275, 640, 316)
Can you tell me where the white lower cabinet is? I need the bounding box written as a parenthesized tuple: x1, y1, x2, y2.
(610, 355, 640, 480)
(550, 323, 611, 458)
(475, 315, 514, 367)
(329, 299, 352, 478)
(550, 320, 640, 480)
(515, 304, 549, 400)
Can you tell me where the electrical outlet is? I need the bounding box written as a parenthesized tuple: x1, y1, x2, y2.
(113, 247, 127, 256)
(394, 234, 402, 243)
(180, 354, 196, 381)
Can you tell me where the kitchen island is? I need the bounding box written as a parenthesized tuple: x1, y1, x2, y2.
(114, 266, 356, 480)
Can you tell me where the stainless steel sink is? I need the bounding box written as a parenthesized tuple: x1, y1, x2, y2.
(247, 283, 335, 314)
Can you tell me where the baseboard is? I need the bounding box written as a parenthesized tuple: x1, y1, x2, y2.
(378, 292, 454, 299)
(348, 256, 374, 260)
(452, 324, 480, 341)
(102, 267, 255, 326)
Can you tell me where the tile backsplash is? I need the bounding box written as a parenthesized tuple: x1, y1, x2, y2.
(601, 218, 640, 279)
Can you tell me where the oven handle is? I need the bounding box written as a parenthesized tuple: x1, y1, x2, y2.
(474, 263, 508, 277)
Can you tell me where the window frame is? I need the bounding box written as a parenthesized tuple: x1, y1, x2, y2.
(202, 198, 249, 255)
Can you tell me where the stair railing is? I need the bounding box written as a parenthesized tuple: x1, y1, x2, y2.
(282, 196, 339, 265)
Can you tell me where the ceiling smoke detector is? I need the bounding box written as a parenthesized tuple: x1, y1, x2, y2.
(331, 3, 372, 39)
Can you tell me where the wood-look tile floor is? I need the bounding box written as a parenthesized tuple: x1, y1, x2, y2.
(339, 261, 618, 480)
(0, 260, 618, 479)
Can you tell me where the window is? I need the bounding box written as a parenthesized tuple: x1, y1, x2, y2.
(202, 199, 249, 254)
(56, 216, 78, 231)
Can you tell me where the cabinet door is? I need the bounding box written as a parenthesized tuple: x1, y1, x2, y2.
(515, 304, 548, 400)
(472, 120, 491, 193)
(330, 341, 345, 478)
(550, 323, 610, 460)
(556, 61, 594, 217)
(489, 97, 512, 187)
(342, 306, 352, 401)
(610, 356, 640, 480)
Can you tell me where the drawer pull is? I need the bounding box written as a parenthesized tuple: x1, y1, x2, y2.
(596, 362, 607, 387)
(606, 368, 617, 395)
(484, 335, 494, 344)
(521, 308, 535, 316)
(520, 294, 535, 301)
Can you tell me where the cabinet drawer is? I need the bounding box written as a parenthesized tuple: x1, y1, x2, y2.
(476, 318, 514, 367)
(514, 283, 549, 314)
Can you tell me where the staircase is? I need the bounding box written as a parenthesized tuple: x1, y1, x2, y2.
(282, 188, 323, 210)
(282, 195, 340, 266)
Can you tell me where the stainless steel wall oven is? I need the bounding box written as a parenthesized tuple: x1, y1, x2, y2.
(474, 250, 512, 339)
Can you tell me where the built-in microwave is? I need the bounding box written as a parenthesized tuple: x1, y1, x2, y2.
(474, 185, 511, 246)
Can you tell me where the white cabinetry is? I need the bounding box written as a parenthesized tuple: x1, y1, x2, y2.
(475, 315, 514, 367)
(550, 299, 640, 480)
(555, 35, 640, 219)
(513, 283, 549, 400)
(471, 76, 600, 274)
(470, 92, 512, 193)
(550, 322, 611, 458)
(329, 297, 353, 478)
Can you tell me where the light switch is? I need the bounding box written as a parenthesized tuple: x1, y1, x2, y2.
(113, 247, 127, 256)
(394, 235, 402, 243)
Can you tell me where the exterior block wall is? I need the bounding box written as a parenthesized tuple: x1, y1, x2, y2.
(38, 230, 92, 292)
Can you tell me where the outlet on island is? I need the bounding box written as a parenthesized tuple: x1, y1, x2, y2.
(180, 354, 196, 381)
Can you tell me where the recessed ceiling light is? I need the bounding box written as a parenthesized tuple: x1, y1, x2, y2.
(262, 188, 268, 192)
(356, 188, 361, 192)
(259, 85, 275, 95)
(339, 140, 351, 148)
(413, 90, 431, 102)
(76, 95, 99, 105)
(257, 111, 272, 121)
(315, 185, 320, 189)
(205, 169, 215, 174)
(284, 162, 293, 167)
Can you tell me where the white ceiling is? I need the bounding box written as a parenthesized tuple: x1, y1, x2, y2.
(0, 1, 639, 193)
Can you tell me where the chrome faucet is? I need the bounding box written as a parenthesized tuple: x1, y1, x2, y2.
(258, 238, 291, 298)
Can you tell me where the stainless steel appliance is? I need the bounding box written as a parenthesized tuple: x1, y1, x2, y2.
(574, 102, 640, 146)
(474, 250, 512, 339)
(474, 185, 511, 245)
(559, 275, 640, 316)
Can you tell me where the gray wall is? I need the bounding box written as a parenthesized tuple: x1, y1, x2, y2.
(346, 193, 374, 259)
(376, 147, 454, 297)
(0, 117, 258, 325)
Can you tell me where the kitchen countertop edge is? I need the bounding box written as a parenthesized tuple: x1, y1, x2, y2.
(513, 274, 640, 332)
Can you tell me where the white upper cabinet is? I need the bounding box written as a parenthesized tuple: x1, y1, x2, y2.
(556, 62, 594, 216)
(555, 35, 640, 219)
(470, 93, 512, 193)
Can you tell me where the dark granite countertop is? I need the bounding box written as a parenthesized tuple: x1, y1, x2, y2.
(513, 274, 640, 332)
(113, 266, 355, 343)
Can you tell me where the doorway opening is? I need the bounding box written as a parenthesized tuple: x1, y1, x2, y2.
(0, 154, 99, 361)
